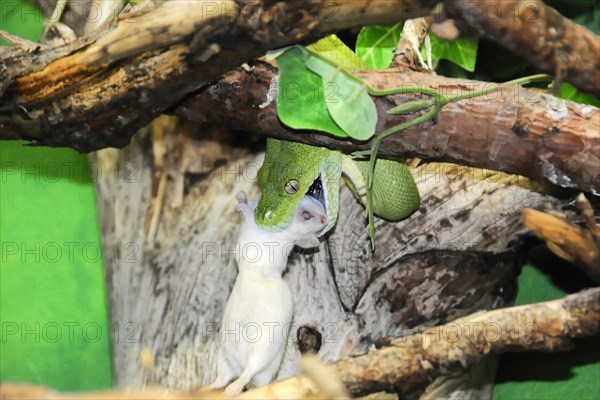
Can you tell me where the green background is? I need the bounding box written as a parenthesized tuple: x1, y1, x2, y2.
(1, 0, 598, 397)
(1, 1, 111, 390)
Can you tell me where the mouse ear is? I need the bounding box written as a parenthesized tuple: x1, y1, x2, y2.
(295, 235, 320, 249)
(298, 207, 327, 226)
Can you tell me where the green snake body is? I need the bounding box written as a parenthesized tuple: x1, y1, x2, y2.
(254, 138, 420, 237)
(254, 35, 548, 240)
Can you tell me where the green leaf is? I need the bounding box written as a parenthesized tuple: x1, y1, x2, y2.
(552, 82, 600, 107)
(304, 52, 377, 140)
(307, 34, 370, 70)
(573, 5, 600, 34)
(423, 33, 478, 72)
(274, 36, 378, 140)
(356, 23, 403, 69)
(275, 47, 348, 138)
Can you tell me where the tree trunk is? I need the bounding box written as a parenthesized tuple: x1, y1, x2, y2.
(92, 116, 565, 396)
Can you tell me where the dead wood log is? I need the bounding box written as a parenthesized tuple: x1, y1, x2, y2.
(0, 0, 433, 150)
(333, 287, 600, 396)
(89, 116, 566, 394)
(177, 61, 600, 195)
(450, 0, 600, 95)
(3, 287, 598, 399)
(522, 194, 600, 283)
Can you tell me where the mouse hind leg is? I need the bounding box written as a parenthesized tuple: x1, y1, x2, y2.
(223, 342, 283, 396)
(204, 374, 230, 391)
(224, 367, 254, 397)
(203, 350, 235, 391)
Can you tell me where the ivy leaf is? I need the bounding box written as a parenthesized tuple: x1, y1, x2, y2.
(307, 34, 370, 70)
(274, 36, 378, 140)
(552, 82, 600, 107)
(423, 32, 478, 72)
(356, 23, 403, 69)
(573, 6, 599, 34)
(275, 47, 348, 138)
(304, 52, 377, 140)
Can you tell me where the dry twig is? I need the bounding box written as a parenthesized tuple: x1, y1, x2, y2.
(452, 0, 600, 95)
(522, 194, 600, 282)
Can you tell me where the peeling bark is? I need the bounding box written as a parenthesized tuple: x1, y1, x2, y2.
(177, 61, 600, 195)
(3, 287, 598, 399)
(522, 195, 600, 282)
(451, 0, 600, 95)
(0, 0, 431, 150)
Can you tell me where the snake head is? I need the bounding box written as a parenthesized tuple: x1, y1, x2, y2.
(255, 139, 331, 232)
(255, 161, 321, 232)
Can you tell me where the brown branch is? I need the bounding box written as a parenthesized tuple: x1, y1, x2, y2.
(333, 287, 600, 396)
(0, 0, 432, 151)
(176, 61, 600, 195)
(450, 0, 600, 95)
(3, 288, 598, 399)
(1, 1, 598, 194)
(392, 17, 430, 69)
(2, 0, 599, 152)
(0, 384, 225, 400)
(522, 195, 600, 282)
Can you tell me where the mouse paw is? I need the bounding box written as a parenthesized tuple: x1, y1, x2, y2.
(224, 381, 244, 397)
(236, 191, 248, 205)
(202, 374, 228, 391)
(235, 191, 253, 218)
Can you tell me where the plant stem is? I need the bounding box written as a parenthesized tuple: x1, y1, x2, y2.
(362, 73, 552, 248)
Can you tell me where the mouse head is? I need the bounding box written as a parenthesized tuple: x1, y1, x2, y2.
(285, 195, 327, 249)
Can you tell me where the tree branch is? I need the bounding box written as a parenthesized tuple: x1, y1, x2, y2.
(2, 288, 598, 399)
(176, 61, 600, 195)
(0, 0, 432, 151)
(334, 287, 600, 396)
(450, 0, 600, 95)
(2, 0, 599, 153)
(522, 194, 600, 282)
(2, 2, 599, 193)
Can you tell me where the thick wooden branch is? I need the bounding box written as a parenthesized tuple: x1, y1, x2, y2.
(0, 0, 431, 151)
(451, 0, 600, 95)
(335, 287, 600, 396)
(3, 288, 598, 399)
(176, 61, 600, 195)
(2, 0, 599, 153)
(0, 384, 222, 400)
(522, 195, 600, 282)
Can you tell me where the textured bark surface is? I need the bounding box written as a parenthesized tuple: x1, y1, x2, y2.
(4, 286, 598, 399)
(2, 1, 599, 154)
(333, 287, 600, 396)
(90, 118, 566, 393)
(452, 0, 600, 95)
(178, 61, 600, 195)
(0, 0, 430, 150)
(522, 198, 600, 282)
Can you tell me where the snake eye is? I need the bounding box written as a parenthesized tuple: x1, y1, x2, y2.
(284, 179, 300, 194)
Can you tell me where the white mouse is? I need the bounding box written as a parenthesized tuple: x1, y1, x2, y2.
(204, 191, 327, 396)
